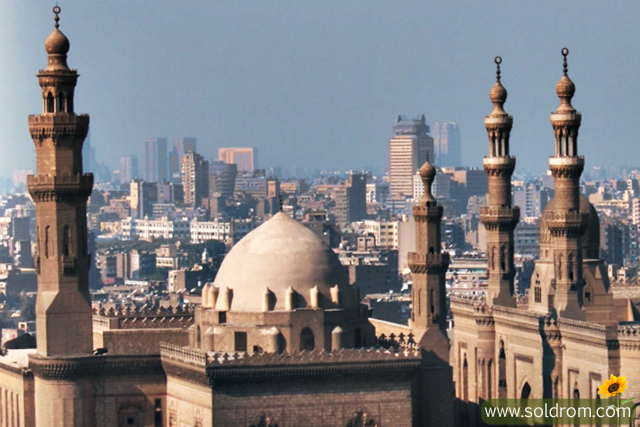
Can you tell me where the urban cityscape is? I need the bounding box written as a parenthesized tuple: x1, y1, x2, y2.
(1, 3, 640, 427)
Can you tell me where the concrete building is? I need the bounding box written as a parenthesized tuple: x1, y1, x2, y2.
(432, 122, 461, 167)
(119, 155, 138, 183)
(143, 137, 168, 183)
(514, 181, 550, 219)
(181, 151, 209, 207)
(130, 180, 157, 219)
(218, 147, 256, 172)
(169, 137, 196, 183)
(209, 160, 237, 198)
(333, 172, 367, 225)
(389, 115, 434, 199)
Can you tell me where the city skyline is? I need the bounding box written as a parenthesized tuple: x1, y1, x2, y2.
(2, 2, 640, 178)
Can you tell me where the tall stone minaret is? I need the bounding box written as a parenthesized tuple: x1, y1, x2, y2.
(28, 9, 97, 426)
(28, 6, 93, 358)
(546, 48, 586, 319)
(480, 57, 519, 308)
(408, 158, 450, 361)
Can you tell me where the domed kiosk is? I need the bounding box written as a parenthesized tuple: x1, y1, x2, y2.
(193, 212, 374, 353)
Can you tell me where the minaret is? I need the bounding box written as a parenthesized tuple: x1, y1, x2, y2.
(546, 48, 586, 319)
(28, 6, 93, 356)
(480, 57, 519, 308)
(408, 158, 450, 361)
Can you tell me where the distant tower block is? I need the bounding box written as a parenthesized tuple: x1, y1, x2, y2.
(479, 57, 519, 308)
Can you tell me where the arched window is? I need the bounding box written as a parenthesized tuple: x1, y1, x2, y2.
(463, 356, 469, 402)
(46, 92, 54, 113)
(568, 254, 574, 281)
(498, 340, 507, 399)
(300, 327, 315, 351)
(558, 255, 563, 280)
(63, 225, 71, 256)
(57, 92, 65, 113)
(196, 325, 201, 348)
(487, 360, 493, 399)
(500, 246, 506, 271)
(521, 382, 532, 400)
(45, 226, 50, 258)
(430, 289, 435, 315)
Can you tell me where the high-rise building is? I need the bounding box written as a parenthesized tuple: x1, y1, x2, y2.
(432, 122, 461, 167)
(389, 115, 434, 199)
(130, 180, 158, 219)
(333, 173, 367, 224)
(119, 155, 138, 183)
(209, 161, 238, 198)
(513, 181, 551, 219)
(143, 137, 167, 182)
(182, 152, 209, 207)
(218, 147, 257, 172)
(169, 137, 197, 183)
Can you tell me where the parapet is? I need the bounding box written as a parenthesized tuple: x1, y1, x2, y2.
(93, 304, 194, 330)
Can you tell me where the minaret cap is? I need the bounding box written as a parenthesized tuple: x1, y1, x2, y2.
(419, 155, 436, 202)
(489, 57, 508, 115)
(555, 48, 576, 112)
(44, 6, 70, 71)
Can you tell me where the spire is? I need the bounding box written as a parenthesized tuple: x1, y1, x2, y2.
(418, 154, 436, 203)
(554, 48, 576, 113)
(489, 56, 508, 116)
(551, 47, 581, 157)
(44, 5, 70, 71)
(53, 5, 60, 29)
(486, 56, 513, 158)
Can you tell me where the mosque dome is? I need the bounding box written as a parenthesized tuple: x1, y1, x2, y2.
(213, 212, 355, 312)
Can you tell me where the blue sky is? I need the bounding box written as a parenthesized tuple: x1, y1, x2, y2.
(1, 1, 638, 176)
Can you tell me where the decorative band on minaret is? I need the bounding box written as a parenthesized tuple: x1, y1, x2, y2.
(545, 48, 587, 319)
(27, 6, 94, 357)
(480, 57, 519, 308)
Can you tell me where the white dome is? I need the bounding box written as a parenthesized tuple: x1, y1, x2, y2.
(213, 212, 354, 311)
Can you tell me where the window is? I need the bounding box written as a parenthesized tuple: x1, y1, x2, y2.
(300, 327, 315, 351)
(234, 332, 247, 352)
(218, 311, 227, 324)
(535, 287, 542, 303)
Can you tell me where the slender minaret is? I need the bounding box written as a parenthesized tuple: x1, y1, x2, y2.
(546, 48, 586, 319)
(408, 158, 450, 361)
(28, 6, 93, 357)
(480, 57, 519, 308)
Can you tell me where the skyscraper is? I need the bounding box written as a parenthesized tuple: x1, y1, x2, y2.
(119, 155, 138, 183)
(389, 115, 434, 199)
(143, 137, 167, 182)
(182, 151, 209, 206)
(218, 147, 257, 172)
(169, 137, 197, 183)
(432, 122, 461, 167)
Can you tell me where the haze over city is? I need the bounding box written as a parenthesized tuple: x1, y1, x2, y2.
(1, 1, 639, 177)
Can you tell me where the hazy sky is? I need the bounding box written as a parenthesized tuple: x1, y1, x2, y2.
(1, 1, 639, 176)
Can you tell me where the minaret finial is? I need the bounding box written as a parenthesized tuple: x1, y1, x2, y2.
(495, 56, 502, 82)
(278, 194, 283, 212)
(53, 5, 61, 29)
(562, 47, 569, 75)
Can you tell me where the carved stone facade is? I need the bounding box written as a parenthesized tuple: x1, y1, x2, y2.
(451, 52, 640, 427)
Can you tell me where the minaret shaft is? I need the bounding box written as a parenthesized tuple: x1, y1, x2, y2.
(480, 58, 519, 308)
(408, 162, 450, 362)
(27, 10, 93, 357)
(546, 49, 586, 318)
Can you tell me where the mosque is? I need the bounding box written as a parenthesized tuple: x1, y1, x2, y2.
(1, 6, 640, 427)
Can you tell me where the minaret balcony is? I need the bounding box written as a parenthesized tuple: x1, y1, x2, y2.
(412, 204, 443, 220)
(27, 173, 93, 202)
(549, 156, 584, 166)
(28, 114, 89, 143)
(408, 252, 450, 274)
(479, 206, 520, 231)
(482, 156, 515, 166)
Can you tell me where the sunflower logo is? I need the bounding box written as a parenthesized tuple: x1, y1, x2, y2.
(598, 374, 627, 399)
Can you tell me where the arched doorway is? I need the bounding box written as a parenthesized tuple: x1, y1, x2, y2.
(521, 382, 531, 400)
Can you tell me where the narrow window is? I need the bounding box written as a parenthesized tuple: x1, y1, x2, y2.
(234, 332, 247, 352)
(46, 92, 54, 113)
(45, 226, 50, 258)
(354, 328, 362, 349)
(63, 225, 71, 256)
(154, 399, 162, 427)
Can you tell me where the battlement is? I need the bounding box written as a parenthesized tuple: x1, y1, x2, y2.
(92, 305, 194, 330)
(160, 343, 421, 370)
